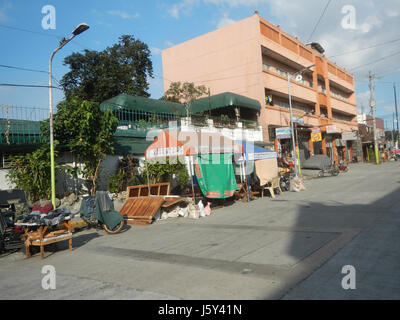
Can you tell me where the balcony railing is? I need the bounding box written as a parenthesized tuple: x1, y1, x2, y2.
(263, 64, 313, 88)
(190, 114, 259, 130)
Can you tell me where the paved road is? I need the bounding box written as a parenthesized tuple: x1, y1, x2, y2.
(1, 162, 399, 300)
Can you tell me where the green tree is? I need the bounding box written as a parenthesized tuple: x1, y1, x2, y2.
(61, 35, 153, 102)
(7, 144, 58, 202)
(53, 98, 118, 195)
(143, 159, 189, 189)
(162, 82, 208, 117)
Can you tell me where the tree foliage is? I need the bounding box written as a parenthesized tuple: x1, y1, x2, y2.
(142, 159, 189, 189)
(107, 155, 142, 194)
(7, 144, 59, 202)
(61, 35, 153, 103)
(53, 98, 118, 195)
(162, 82, 208, 116)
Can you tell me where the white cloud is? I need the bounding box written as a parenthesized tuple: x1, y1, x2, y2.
(204, 0, 268, 6)
(0, 2, 11, 22)
(107, 10, 140, 19)
(217, 13, 236, 28)
(358, 15, 382, 34)
(356, 90, 371, 113)
(151, 47, 162, 55)
(165, 40, 175, 47)
(168, 0, 198, 18)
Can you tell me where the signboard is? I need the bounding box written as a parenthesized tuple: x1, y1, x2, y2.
(293, 117, 304, 125)
(311, 127, 321, 133)
(276, 127, 292, 139)
(311, 132, 322, 142)
(342, 132, 358, 141)
(326, 125, 338, 134)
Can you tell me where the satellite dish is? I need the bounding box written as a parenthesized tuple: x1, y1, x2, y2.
(295, 74, 303, 82)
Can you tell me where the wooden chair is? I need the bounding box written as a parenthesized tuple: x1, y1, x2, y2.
(261, 176, 282, 199)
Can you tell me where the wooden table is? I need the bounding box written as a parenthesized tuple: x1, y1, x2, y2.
(16, 219, 72, 259)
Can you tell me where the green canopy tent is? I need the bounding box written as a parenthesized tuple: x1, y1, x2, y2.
(145, 130, 243, 200)
(190, 92, 261, 114)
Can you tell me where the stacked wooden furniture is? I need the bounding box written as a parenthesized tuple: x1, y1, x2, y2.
(120, 183, 186, 225)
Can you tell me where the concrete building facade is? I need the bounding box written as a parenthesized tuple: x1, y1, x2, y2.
(162, 13, 358, 164)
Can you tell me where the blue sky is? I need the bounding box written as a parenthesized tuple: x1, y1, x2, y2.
(1, 0, 400, 129)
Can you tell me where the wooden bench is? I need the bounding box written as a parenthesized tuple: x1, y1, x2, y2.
(22, 219, 72, 259)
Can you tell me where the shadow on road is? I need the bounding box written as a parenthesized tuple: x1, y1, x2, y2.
(268, 185, 400, 299)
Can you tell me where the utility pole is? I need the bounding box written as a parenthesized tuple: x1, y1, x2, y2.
(369, 71, 380, 164)
(394, 84, 399, 148)
(393, 113, 395, 147)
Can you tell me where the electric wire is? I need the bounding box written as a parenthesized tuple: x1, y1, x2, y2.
(0, 83, 62, 90)
(0, 64, 61, 86)
(307, 0, 332, 42)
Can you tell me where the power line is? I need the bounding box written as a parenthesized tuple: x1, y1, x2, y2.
(0, 23, 90, 50)
(0, 83, 62, 90)
(328, 37, 400, 59)
(0, 63, 61, 86)
(307, 0, 332, 42)
(0, 64, 48, 74)
(350, 49, 400, 72)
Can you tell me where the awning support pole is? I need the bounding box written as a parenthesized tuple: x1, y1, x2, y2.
(190, 156, 196, 202)
(145, 161, 151, 195)
(242, 155, 250, 202)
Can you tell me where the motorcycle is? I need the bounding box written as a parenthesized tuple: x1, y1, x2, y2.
(317, 164, 340, 177)
(79, 191, 125, 234)
(339, 160, 349, 172)
(278, 157, 295, 192)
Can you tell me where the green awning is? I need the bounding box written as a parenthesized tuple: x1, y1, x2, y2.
(190, 92, 261, 115)
(100, 94, 186, 116)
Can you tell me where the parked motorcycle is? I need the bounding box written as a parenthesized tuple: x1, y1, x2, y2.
(79, 192, 125, 234)
(278, 157, 295, 192)
(317, 164, 340, 177)
(339, 160, 349, 172)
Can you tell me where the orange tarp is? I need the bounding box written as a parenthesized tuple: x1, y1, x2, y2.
(145, 130, 243, 160)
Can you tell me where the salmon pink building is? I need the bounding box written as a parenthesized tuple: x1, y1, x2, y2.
(162, 12, 358, 164)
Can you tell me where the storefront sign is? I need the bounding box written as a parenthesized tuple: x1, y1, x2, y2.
(342, 132, 358, 141)
(326, 125, 338, 134)
(311, 132, 322, 142)
(311, 127, 321, 133)
(276, 127, 292, 139)
(293, 117, 304, 125)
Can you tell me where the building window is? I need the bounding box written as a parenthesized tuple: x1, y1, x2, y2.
(276, 68, 289, 78)
(333, 113, 351, 122)
(263, 63, 271, 71)
(0, 152, 15, 169)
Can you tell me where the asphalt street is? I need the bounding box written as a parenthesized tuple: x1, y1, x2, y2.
(0, 162, 399, 300)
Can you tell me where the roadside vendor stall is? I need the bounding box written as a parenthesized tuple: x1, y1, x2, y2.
(145, 130, 243, 200)
(235, 141, 278, 199)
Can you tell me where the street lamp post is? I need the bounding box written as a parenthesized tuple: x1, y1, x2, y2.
(287, 64, 315, 178)
(49, 23, 89, 209)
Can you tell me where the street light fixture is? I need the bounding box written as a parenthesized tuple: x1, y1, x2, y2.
(48, 23, 89, 209)
(287, 64, 315, 178)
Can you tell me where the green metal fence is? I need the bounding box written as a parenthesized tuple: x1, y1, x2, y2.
(0, 105, 48, 146)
